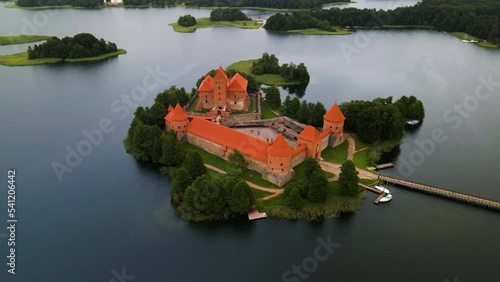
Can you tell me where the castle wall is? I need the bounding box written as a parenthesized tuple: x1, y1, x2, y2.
(291, 147, 307, 168)
(262, 169, 294, 187)
(321, 134, 329, 151)
(186, 132, 267, 173)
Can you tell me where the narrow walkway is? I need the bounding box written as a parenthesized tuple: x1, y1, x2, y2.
(345, 134, 355, 161)
(320, 161, 378, 181)
(204, 164, 284, 200)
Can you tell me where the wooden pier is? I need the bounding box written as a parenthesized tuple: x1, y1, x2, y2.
(379, 175, 500, 210)
(367, 163, 394, 171)
(358, 183, 387, 204)
(247, 205, 267, 220)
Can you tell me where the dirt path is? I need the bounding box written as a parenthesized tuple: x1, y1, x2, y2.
(346, 134, 356, 160)
(320, 161, 378, 181)
(204, 164, 284, 200)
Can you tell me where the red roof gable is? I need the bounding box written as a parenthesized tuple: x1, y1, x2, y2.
(214, 66, 228, 80)
(187, 118, 269, 162)
(267, 134, 292, 157)
(165, 104, 188, 122)
(297, 126, 321, 142)
(198, 75, 214, 92)
(167, 105, 174, 112)
(324, 103, 345, 122)
(227, 73, 248, 92)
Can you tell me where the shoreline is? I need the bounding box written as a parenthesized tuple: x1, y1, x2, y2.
(0, 49, 127, 66)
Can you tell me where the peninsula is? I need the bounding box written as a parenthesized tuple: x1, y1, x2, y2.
(0, 35, 52, 46)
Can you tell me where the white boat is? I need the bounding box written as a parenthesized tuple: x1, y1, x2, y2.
(406, 120, 419, 125)
(462, 39, 478, 43)
(374, 185, 390, 194)
(379, 193, 392, 203)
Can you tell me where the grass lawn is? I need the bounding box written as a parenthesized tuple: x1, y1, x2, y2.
(226, 59, 301, 86)
(450, 32, 497, 48)
(350, 133, 369, 151)
(0, 35, 52, 46)
(353, 149, 371, 171)
(321, 141, 348, 164)
(287, 28, 351, 35)
(0, 49, 126, 66)
(169, 18, 263, 33)
(260, 101, 280, 119)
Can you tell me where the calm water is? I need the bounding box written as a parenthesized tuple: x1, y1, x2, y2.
(1, 3, 499, 282)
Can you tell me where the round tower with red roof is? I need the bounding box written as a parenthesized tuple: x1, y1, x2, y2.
(267, 134, 293, 175)
(164, 104, 189, 139)
(323, 102, 345, 140)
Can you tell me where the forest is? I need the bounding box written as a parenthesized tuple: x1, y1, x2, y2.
(264, 0, 500, 44)
(27, 33, 118, 59)
(17, 0, 102, 7)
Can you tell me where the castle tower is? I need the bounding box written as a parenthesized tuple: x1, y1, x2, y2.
(164, 103, 189, 139)
(297, 126, 322, 159)
(323, 102, 345, 140)
(212, 66, 228, 109)
(267, 134, 292, 175)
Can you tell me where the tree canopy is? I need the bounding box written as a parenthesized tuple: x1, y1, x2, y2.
(264, 0, 500, 44)
(27, 33, 118, 60)
(210, 8, 249, 21)
(178, 15, 197, 27)
(338, 160, 359, 196)
(252, 53, 310, 83)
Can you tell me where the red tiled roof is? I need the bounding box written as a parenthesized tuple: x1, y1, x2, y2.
(167, 105, 174, 112)
(165, 103, 188, 122)
(227, 73, 248, 92)
(297, 126, 321, 142)
(214, 66, 228, 79)
(324, 103, 345, 122)
(198, 75, 214, 92)
(187, 118, 269, 162)
(267, 134, 292, 157)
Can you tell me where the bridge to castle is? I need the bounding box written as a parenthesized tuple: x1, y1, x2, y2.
(379, 175, 500, 211)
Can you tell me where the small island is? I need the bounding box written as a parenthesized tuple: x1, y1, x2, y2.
(0, 33, 126, 66)
(227, 53, 310, 86)
(170, 8, 263, 33)
(123, 63, 425, 222)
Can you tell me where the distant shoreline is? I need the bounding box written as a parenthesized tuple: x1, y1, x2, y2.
(0, 49, 127, 66)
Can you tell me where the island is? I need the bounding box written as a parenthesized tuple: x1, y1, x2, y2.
(170, 9, 263, 33)
(226, 53, 310, 86)
(264, 0, 499, 48)
(0, 35, 52, 46)
(0, 33, 126, 66)
(123, 62, 425, 222)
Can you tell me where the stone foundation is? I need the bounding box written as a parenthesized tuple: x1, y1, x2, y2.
(262, 169, 295, 187)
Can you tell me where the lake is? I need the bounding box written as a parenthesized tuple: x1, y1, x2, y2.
(0, 2, 499, 282)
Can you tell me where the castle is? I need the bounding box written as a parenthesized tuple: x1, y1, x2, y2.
(164, 66, 345, 186)
(165, 101, 345, 187)
(195, 67, 250, 114)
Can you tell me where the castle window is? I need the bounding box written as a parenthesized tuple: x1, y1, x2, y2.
(219, 98, 221, 100)
(281, 169, 284, 172)
(281, 163, 283, 166)
(219, 86, 220, 89)
(205, 100, 208, 103)
(178, 126, 180, 129)
(234, 101, 237, 105)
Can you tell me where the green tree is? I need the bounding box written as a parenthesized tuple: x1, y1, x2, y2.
(286, 186, 305, 210)
(227, 179, 254, 214)
(183, 151, 206, 179)
(338, 160, 359, 196)
(159, 132, 178, 166)
(171, 167, 193, 195)
(407, 100, 425, 121)
(183, 175, 224, 215)
(307, 170, 328, 202)
(178, 15, 197, 27)
(263, 86, 281, 109)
